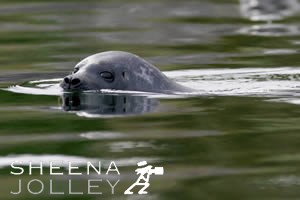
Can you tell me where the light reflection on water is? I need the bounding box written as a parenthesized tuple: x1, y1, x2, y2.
(239, 0, 300, 36)
(5, 66, 300, 109)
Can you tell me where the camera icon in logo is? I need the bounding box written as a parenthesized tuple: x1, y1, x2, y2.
(124, 161, 164, 195)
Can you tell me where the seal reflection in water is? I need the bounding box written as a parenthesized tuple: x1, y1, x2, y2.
(60, 51, 192, 93)
(60, 92, 158, 116)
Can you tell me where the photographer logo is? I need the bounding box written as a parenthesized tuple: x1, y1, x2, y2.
(10, 159, 164, 196)
(124, 161, 164, 195)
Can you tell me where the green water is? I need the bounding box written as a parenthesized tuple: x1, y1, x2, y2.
(1, 0, 300, 199)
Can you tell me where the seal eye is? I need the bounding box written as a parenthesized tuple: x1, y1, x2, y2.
(100, 71, 114, 82)
(73, 68, 79, 74)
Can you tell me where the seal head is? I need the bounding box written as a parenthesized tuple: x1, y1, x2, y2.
(60, 51, 191, 93)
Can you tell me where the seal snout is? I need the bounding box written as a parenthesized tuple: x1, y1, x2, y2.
(62, 75, 82, 90)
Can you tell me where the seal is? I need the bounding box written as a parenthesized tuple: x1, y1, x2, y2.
(60, 51, 192, 93)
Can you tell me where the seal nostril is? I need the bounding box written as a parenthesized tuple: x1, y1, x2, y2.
(71, 78, 81, 85)
(64, 77, 70, 84)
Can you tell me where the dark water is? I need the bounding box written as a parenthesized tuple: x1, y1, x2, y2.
(1, 0, 300, 199)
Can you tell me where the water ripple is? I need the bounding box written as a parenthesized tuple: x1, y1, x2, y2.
(4, 67, 300, 106)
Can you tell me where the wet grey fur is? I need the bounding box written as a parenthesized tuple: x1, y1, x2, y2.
(60, 51, 192, 93)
